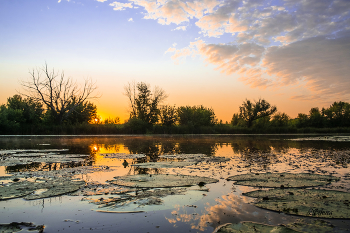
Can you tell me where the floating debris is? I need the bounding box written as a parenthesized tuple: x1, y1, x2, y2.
(100, 153, 146, 159)
(286, 219, 336, 233)
(132, 154, 230, 169)
(290, 136, 350, 142)
(0, 154, 89, 166)
(159, 154, 230, 163)
(71, 182, 133, 196)
(0, 222, 45, 233)
(132, 161, 195, 169)
(244, 188, 350, 218)
(109, 174, 219, 188)
(227, 172, 340, 188)
(0, 149, 69, 156)
(0, 177, 85, 200)
(214, 222, 300, 233)
(86, 187, 205, 213)
(159, 154, 207, 159)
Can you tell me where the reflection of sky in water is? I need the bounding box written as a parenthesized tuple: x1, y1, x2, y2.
(1, 136, 350, 232)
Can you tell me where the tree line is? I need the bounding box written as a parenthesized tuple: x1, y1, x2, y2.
(1, 64, 350, 134)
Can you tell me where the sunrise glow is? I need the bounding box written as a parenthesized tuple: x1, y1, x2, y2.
(1, 0, 349, 122)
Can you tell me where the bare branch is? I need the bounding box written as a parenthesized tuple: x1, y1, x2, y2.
(19, 64, 99, 124)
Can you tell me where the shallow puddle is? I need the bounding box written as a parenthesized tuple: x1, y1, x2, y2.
(0, 135, 350, 232)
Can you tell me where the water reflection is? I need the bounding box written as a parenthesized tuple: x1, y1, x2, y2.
(1, 135, 350, 232)
(165, 184, 300, 232)
(1, 135, 350, 176)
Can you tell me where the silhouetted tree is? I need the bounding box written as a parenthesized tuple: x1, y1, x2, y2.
(177, 105, 216, 127)
(231, 113, 245, 126)
(64, 100, 98, 124)
(20, 63, 98, 124)
(238, 99, 277, 127)
(0, 95, 43, 133)
(323, 101, 350, 127)
(159, 105, 178, 126)
(271, 112, 290, 127)
(308, 107, 324, 127)
(296, 113, 309, 127)
(6, 94, 43, 124)
(104, 117, 120, 124)
(124, 81, 167, 125)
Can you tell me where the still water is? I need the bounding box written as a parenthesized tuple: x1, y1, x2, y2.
(0, 135, 350, 232)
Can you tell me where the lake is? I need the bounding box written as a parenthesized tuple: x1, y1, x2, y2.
(1, 135, 350, 232)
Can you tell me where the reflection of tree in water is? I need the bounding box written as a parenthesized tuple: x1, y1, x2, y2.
(175, 140, 218, 156)
(122, 137, 218, 160)
(124, 139, 162, 160)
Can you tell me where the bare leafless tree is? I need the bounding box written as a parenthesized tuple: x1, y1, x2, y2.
(20, 63, 99, 124)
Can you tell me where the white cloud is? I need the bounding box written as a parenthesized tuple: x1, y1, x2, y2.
(164, 47, 176, 54)
(102, 0, 350, 100)
(263, 34, 350, 100)
(96, 0, 108, 2)
(173, 26, 187, 31)
(109, 1, 133, 11)
(128, 17, 134, 21)
(169, 30, 350, 99)
(130, 0, 220, 25)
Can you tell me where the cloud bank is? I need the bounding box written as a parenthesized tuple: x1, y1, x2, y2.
(102, 0, 350, 101)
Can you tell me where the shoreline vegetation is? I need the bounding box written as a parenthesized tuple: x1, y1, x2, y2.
(1, 65, 350, 135)
(1, 123, 350, 135)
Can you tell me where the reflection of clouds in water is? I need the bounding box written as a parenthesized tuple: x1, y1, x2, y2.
(165, 193, 259, 231)
(196, 194, 258, 231)
(166, 205, 202, 229)
(165, 189, 300, 231)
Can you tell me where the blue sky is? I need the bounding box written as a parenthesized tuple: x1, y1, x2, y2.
(1, 0, 350, 122)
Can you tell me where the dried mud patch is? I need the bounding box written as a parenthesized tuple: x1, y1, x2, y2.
(0, 222, 45, 233)
(214, 219, 336, 233)
(109, 174, 219, 188)
(100, 153, 146, 159)
(290, 136, 350, 142)
(132, 154, 230, 169)
(0, 177, 85, 200)
(0, 149, 89, 167)
(244, 188, 350, 218)
(214, 222, 299, 233)
(227, 172, 340, 188)
(85, 187, 206, 213)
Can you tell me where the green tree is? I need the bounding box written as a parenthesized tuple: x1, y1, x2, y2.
(6, 94, 43, 124)
(104, 117, 120, 124)
(20, 63, 98, 124)
(271, 112, 290, 127)
(64, 100, 98, 124)
(124, 82, 167, 125)
(159, 105, 178, 126)
(0, 95, 43, 133)
(238, 99, 277, 127)
(323, 101, 350, 127)
(308, 107, 324, 127)
(0, 104, 21, 133)
(296, 113, 309, 127)
(177, 105, 216, 127)
(231, 113, 245, 127)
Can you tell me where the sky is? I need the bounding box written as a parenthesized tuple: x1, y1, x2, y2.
(1, 0, 349, 123)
